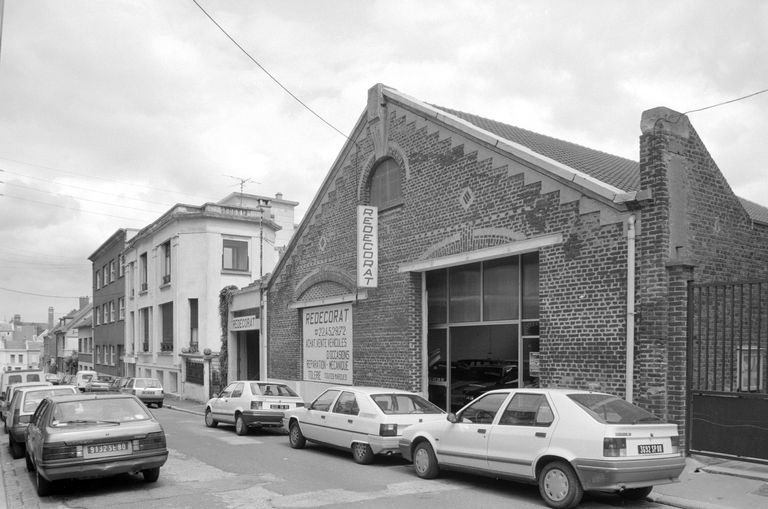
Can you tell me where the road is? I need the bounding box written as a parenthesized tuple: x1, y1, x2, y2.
(1, 406, 672, 509)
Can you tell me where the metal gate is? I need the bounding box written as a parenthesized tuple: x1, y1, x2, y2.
(687, 280, 768, 464)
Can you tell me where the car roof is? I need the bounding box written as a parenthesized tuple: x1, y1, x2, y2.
(482, 387, 614, 397)
(231, 380, 288, 384)
(323, 386, 418, 396)
(46, 393, 138, 403)
(15, 384, 76, 394)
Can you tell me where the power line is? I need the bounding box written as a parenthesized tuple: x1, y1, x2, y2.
(683, 88, 768, 116)
(0, 285, 84, 299)
(0, 194, 143, 222)
(190, 0, 349, 140)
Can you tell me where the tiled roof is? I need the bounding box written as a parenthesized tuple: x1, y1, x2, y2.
(740, 198, 768, 226)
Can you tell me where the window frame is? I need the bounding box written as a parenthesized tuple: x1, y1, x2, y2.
(369, 158, 403, 211)
(222, 239, 249, 272)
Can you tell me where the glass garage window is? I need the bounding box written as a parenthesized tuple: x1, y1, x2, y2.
(427, 270, 447, 324)
(522, 252, 539, 319)
(484, 257, 519, 320)
(449, 263, 481, 322)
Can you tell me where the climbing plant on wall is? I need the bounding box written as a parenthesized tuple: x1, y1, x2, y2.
(218, 285, 238, 386)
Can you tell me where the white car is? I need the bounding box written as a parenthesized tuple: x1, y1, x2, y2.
(285, 386, 445, 464)
(205, 381, 304, 435)
(398, 388, 686, 509)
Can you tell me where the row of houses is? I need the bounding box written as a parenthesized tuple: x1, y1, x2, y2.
(40, 83, 768, 462)
(0, 316, 45, 371)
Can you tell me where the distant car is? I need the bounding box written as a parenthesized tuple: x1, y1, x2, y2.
(2, 382, 52, 429)
(284, 386, 446, 464)
(6, 385, 78, 458)
(74, 370, 98, 392)
(205, 381, 305, 435)
(24, 393, 169, 496)
(44, 374, 60, 385)
(398, 388, 686, 509)
(84, 375, 114, 392)
(60, 374, 76, 386)
(121, 378, 164, 408)
(109, 377, 130, 392)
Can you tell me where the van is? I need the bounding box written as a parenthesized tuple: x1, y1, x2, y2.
(0, 369, 45, 402)
(74, 370, 98, 392)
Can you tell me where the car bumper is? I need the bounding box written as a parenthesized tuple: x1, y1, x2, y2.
(136, 394, 165, 404)
(572, 455, 686, 490)
(364, 435, 402, 455)
(38, 450, 169, 482)
(242, 410, 285, 427)
(399, 439, 413, 461)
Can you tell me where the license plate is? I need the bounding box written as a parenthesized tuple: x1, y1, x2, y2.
(84, 441, 132, 458)
(271, 404, 288, 410)
(638, 444, 664, 454)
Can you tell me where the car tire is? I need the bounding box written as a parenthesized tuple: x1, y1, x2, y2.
(413, 441, 439, 479)
(36, 470, 53, 496)
(351, 442, 375, 464)
(538, 461, 583, 509)
(9, 436, 23, 459)
(235, 414, 248, 436)
(156, 402, 163, 408)
(620, 486, 653, 500)
(142, 467, 160, 483)
(25, 451, 35, 472)
(288, 421, 306, 449)
(204, 408, 218, 428)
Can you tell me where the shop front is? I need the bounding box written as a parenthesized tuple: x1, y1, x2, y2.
(228, 285, 262, 381)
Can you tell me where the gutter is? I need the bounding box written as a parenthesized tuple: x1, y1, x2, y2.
(626, 215, 636, 402)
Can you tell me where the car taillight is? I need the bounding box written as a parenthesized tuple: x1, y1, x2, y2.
(670, 435, 680, 453)
(133, 432, 167, 451)
(296, 402, 305, 407)
(379, 423, 398, 436)
(251, 401, 263, 410)
(19, 414, 31, 424)
(603, 437, 627, 457)
(43, 443, 83, 460)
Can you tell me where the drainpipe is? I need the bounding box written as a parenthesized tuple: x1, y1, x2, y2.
(626, 215, 636, 403)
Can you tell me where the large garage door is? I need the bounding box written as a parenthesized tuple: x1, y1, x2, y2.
(688, 280, 768, 464)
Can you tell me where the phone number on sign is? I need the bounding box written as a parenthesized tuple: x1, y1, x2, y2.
(314, 325, 347, 337)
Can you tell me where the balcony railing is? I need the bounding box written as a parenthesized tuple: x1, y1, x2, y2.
(161, 274, 171, 285)
(140, 282, 148, 292)
(160, 341, 174, 352)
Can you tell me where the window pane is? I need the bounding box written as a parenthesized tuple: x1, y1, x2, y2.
(370, 159, 402, 210)
(427, 270, 447, 324)
(449, 263, 480, 322)
(223, 240, 248, 270)
(522, 252, 539, 319)
(483, 257, 519, 320)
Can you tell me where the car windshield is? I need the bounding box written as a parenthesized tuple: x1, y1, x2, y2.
(96, 376, 113, 382)
(135, 379, 162, 388)
(23, 389, 76, 413)
(371, 393, 444, 415)
(253, 383, 298, 397)
(81, 374, 94, 381)
(569, 394, 662, 424)
(51, 398, 151, 425)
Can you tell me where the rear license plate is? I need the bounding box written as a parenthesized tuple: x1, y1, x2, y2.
(271, 404, 288, 410)
(84, 441, 132, 458)
(638, 444, 664, 454)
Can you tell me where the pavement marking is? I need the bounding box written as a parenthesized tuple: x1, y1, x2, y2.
(214, 479, 462, 508)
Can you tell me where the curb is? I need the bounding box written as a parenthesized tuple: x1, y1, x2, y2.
(164, 404, 204, 417)
(648, 493, 728, 509)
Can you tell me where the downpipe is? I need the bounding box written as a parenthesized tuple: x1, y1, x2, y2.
(626, 215, 636, 403)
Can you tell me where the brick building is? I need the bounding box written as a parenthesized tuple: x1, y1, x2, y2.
(264, 84, 768, 454)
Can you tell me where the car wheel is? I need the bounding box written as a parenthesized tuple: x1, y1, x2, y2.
(351, 442, 375, 464)
(288, 421, 306, 449)
(156, 402, 163, 408)
(235, 414, 248, 436)
(620, 486, 653, 500)
(36, 470, 53, 496)
(25, 451, 35, 472)
(538, 461, 583, 509)
(204, 408, 218, 428)
(142, 467, 160, 483)
(9, 436, 24, 459)
(413, 441, 439, 479)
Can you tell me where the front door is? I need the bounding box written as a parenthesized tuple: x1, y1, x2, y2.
(246, 331, 260, 379)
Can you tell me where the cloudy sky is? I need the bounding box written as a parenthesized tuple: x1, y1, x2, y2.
(1, 0, 766, 324)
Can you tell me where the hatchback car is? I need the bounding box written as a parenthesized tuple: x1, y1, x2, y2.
(7, 385, 78, 458)
(121, 378, 164, 407)
(24, 393, 169, 496)
(84, 375, 114, 392)
(205, 381, 304, 435)
(398, 388, 686, 509)
(2, 381, 52, 429)
(285, 386, 446, 464)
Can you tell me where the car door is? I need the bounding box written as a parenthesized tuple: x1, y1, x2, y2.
(434, 392, 508, 470)
(26, 399, 50, 465)
(324, 391, 361, 447)
(301, 389, 340, 443)
(209, 383, 238, 424)
(486, 392, 556, 478)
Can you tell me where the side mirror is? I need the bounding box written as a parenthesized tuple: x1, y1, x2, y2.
(447, 412, 458, 423)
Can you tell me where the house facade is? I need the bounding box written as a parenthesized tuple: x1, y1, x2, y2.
(46, 299, 91, 374)
(122, 195, 296, 401)
(264, 84, 768, 456)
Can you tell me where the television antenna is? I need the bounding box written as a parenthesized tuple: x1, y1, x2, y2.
(223, 175, 260, 206)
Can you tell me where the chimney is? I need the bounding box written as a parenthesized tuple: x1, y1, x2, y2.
(275, 192, 283, 200)
(48, 307, 54, 330)
(79, 296, 89, 310)
(13, 314, 21, 325)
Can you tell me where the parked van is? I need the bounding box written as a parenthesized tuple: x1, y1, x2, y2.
(0, 369, 45, 401)
(74, 370, 98, 392)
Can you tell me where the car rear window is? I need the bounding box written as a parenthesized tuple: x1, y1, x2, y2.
(135, 379, 162, 388)
(253, 383, 299, 397)
(51, 398, 152, 425)
(371, 394, 444, 415)
(568, 394, 662, 424)
(23, 388, 77, 413)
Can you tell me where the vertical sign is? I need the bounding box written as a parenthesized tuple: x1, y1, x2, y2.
(303, 303, 353, 384)
(357, 205, 378, 288)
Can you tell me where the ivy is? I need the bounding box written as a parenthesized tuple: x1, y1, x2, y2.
(218, 285, 238, 386)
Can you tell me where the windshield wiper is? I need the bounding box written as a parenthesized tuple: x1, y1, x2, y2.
(56, 419, 121, 425)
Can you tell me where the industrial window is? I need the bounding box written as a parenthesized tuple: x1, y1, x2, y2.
(369, 158, 402, 211)
(223, 239, 249, 271)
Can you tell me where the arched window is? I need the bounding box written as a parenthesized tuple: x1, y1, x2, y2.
(369, 158, 402, 211)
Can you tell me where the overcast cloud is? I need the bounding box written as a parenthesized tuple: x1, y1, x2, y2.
(1, 0, 766, 323)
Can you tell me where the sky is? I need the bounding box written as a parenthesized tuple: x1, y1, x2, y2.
(0, 0, 766, 324)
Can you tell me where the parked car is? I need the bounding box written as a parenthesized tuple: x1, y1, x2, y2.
(205, 381, 305, 435)
(6, 385, 78, 458)
(0, 369, 45, 397)
(44, 374, 61, 385)
(398, 388, 686, 509)
(84, 375, 114, 392)
(2, 381, 52, 429)
(109, 377, 130, 392)
(60, 374, 76, 386)
(24, 393, 169, 496)
(284, 386, 446, 464)
(74, 370, 98, 392)
(121, 378, 164, 407)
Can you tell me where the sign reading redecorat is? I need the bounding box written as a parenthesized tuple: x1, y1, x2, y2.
(302, 303, 353, 385)
(357, 205, 378, 288)
(230, 315, 258, 331)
